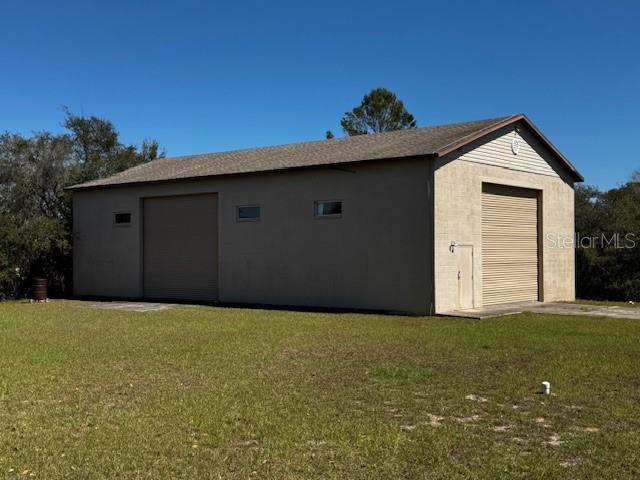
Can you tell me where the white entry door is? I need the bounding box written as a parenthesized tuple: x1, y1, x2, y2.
(456, 245, 474, 310)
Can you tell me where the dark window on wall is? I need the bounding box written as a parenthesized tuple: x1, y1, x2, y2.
(237, 205, 260, 222)
(113, 212, 132, 226)
(314, 200, 342, 218)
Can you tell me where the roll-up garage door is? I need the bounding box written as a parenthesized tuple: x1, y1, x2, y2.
(143, 194, 218, 302)
(481, 184, 539, 306)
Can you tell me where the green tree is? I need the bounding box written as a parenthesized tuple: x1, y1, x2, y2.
(140, 139, 164, 163)
(0, 111, 164, 299)
(575, 179, 640, 301)
(340, 88, 417, 136)
(0, 132, 73, 297)
(574, 184, 604, 300)
(64, 109, 164, 183)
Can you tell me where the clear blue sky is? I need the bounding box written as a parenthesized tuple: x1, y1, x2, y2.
(1, 1, 638, 189)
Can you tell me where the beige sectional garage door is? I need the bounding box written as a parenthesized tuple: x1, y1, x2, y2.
(143, 194, 218, 302)
(482, 184, 539, 306)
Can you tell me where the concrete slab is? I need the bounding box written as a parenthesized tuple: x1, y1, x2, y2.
(441, 301, 640, 320)
(441, 301, 541, 319)
(530, 303, 640, 320)
(80, 301, 181, 312)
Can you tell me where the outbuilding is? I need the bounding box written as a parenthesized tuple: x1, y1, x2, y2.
(70, 114, 582, 315)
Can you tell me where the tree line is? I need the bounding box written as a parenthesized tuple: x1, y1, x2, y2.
(575, 176, 640, 301)
(0, 110, 163, 299)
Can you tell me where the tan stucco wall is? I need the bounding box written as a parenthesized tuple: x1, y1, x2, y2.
(73, 158, 435, 314)
(433, 124, 576, 313)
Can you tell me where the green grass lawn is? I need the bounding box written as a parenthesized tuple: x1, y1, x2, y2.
(1, 301, 639, 479)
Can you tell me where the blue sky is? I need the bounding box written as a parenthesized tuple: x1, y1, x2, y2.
(1, 0, 638, 189)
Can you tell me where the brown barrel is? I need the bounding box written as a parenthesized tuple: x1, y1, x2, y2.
(32, 277, 48, 301)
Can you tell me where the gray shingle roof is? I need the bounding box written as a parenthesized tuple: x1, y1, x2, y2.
(69, 114, 581, 190)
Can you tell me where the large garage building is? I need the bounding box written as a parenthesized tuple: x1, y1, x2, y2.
(70, 114, 582, 315)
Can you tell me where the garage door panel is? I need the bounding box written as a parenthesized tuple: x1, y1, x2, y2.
(482, 184, 539, 306)
(143, 194, 218, 302)
(483, 255, 539, 261)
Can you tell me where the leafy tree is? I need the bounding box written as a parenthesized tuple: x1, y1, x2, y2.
(0, 132, 73, 297)
(340, 88, 417, 136)
(140, 139, 164, 163)
(64, 109, 164, 183)
(0, 111, 164, 299)
(574, 185, 602, 236)
(575, 180, 640, 301)
(325, 130, 335, 139)
(574, 184, 604, 300)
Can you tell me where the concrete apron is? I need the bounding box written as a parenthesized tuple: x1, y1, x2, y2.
(81, 301, 180, 312)
(441, 301, 640, 320)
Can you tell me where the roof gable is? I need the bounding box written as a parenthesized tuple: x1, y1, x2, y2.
(435, 114, 582, 181)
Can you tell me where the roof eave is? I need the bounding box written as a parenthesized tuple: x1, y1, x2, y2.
(65, 153, 439, 192)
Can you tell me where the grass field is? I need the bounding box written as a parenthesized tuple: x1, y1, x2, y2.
(0, 301, 639, 479)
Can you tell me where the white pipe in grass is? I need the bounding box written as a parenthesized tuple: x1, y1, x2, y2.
(541, 381, 551, 395)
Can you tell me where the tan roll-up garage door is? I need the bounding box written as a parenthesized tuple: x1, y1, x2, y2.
(143, 194, 218, 302)
(482, 184, 539, 306)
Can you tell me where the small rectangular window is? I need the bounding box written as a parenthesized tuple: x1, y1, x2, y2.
(237, 205, 260, 222)
(113, 212, 131, 226)
(315, 200, 342, 218)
